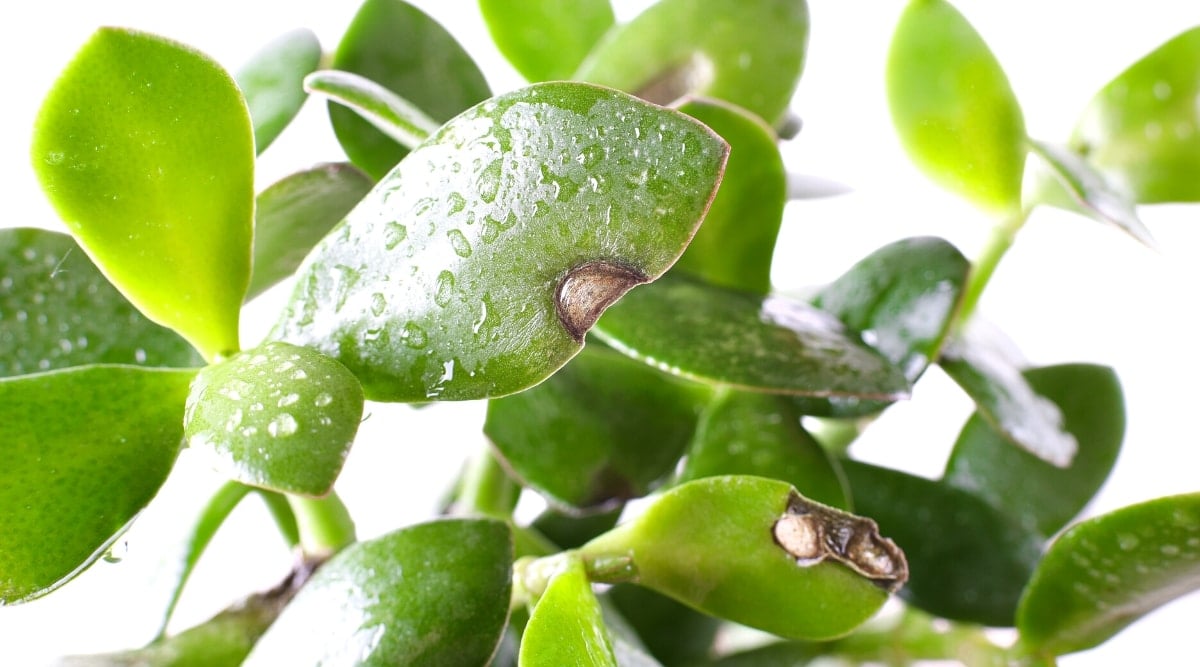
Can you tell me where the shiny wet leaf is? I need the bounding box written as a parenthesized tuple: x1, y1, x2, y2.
(519, 555, 617, 667)
(480, 0, 615, 82)
(236, 28, 322, 155)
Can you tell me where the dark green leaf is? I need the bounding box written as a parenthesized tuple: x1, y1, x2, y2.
(574, 0, 809, 126)
(32, 28, 254, 361)
(184, 341, 364, 496)
(841, 460, 1042, 626)
(0, 365, 194, 603)
(274, 82, 728, 402)
(329, 0, 490, 179)
(593, 275, 911, 398)
(531, 507, 622, 550)
(607, 584, 720, 666)
(944, 364, 1125, 537)
(305, 70, 440, 150)
(244, 518, 513, 665)
(887, 0, 1026, 213)
(480, 0, 615, 82)
(0, 228, 202, 377)
(247, 163, 373, 300)
(520, 556, 617, 667)
(236, 28, 322, 155)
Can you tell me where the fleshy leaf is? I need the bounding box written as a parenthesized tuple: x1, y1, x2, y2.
(243, 518, 513, 666)
(1070, 26, 1200, 203)
(0, 365, 194, 603)
(672, 98, 786, 294)
(32, 28, 254, 361)
(944, 364, 1125, 537)
(184, 341, 364, 496)
(607, 585, 720, 666)
(480, 0, 615, 82)
(486, 345, 704, 511)
(841, 460, 1042, 626)
(0, 228, 203, 377)
(581, 476, 904, 640)
(1016, 493, 1200, 656)
(887, 0, 1026, 213)
(329, 0, 491, 180)
(593, 274, 911, 398)
(274, 82, 728, 402)
(305, 70, 440, 150)
(248, 163, 374, 300)
(236, 28, 322, 155)
(574, 0, 809, 126)
(520, 555, 617, 667)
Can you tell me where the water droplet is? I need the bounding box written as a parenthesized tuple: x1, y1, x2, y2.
(224, 409, 244, 432)
(1154, 81, 1173, 100)
(477, 160, 503, 203)
(434, 271, 455, 307)
(315, 393, 333, 407)
(134, 348, 147, 364)
(241, 426, 259, 437)
(384, 222, 408, 250)
(403, 322, 428, 349)
(1118, 534, 1140, 551)
(447, 229, 473, 258)
(45, 151, 65, 166)
(472, 301, 489, 334)
(278, 393, 300, 407)
(1161, 544, 1181, 557)
(250, 402, 264, 412)
(370, 292, 387, 317)
(447, 192, 466, 215)
(292, 369, 308, 381)
(268, 413, 298, 438)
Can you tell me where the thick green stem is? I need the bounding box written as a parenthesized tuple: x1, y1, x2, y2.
(457, 446, 521, 518)
(287, 491, 356, 558)
(256, 490, 301, 549)
(956, 210, 1030, 331)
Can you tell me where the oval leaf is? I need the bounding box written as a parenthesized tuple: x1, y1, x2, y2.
(243, 518, 513, 666)
(1, 228, 202, 377)
(184, 341, 365, 496)
(575, 0, 809, 126)
(329, 0, 491, 179)
(305, 70, 440, 150)
(32, 28, 254, 360)
(274, 82, 728, 402)
(520, 556, 617, 667)
(480, 0, 615, 83)
(0, 365, 194, 603)
(606, 584, 720, 665)
(237, 28, 322, 155)
(887, 0, 1027, 213)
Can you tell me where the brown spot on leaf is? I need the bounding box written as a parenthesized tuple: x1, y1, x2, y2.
(555, 261, 648, 342)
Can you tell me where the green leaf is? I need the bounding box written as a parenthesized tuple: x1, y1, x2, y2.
(244, 518, 513, 666)
(0, 228, 203, 377)
(274, 82, 728, 402)
(1017, 493, 1200, 656)
(581, 476, 904, 640)
(593, 275, 911, 398)
(944, 364, 1125, 537)
(520, 555, 617, 667)
(247, 163, 374, 301)
(841, 460, 1042, 626)
(532, 507, 622, 550)
(480, 0, 615, 82)
(672, 98, 786, 294)
(486, 345, 704, 511)
(329, 0, 491, 180)
(184, 341, 364, 496)
(32, 28, 255, 361)
(574, 0, 809, 126)
(236, 28, 322, 155)
(0, 365, 194, 603)
(1070, 26, 1200, 203)
(887, 0, 1026, 213)
(305, 69, 440, 150)
(607, 584, 720, 666)
(680, 389, 849, 509)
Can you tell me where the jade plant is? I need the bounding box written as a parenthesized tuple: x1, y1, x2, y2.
(3, 0, 1200, 665)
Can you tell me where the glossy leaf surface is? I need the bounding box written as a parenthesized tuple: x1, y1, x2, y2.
(672, 99, 786, 294)
(581, 476, 900, 640)
(486, 345, 704, 511)
(32, 28, 254, 360)
(0, 365, 194, 603)
(236, 28, 322, 155)
(480, 0, 615, 82)
(0, 228, 202, 377)
(607, 584, 720, 666)
(575, 0, 809, 125)
(842, 460, 1041, 626)
(247, 163, 374, 300)
(1017, 493, 1200, 656)
(275, 82, 728, 402)
(329, 0, 490, 179)
(305, 69, 440, 150)
(1070, 26, 1200, 202)
(244, 518, 513, 666)
(887, 0, 1026, 213)
(184, 342, 364, 496)
(593, 275, 910, 398)
(520, 556, 617, 667)
(944, 364, 1124, 537)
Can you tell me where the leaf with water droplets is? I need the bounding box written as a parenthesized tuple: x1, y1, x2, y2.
(184, 342, 364, 496)
(275, 82, 728, 402)
(31, 28, 254, 361)
(329, 0, 490, 180)
(1069, 26, 1200, 203)
(1017, 493, 1200, 656)
(887, 0, 1026, 214)
(944, 364, 1125, 537)
(0, 228, 203, 377)
(0, 365, 194, 604)
(574, 0, 809, 126)
(236, 28, 322, 155)
(480, 0, 614, 83)
(243, 518, 513, 666)
(519, 555, 618, 667)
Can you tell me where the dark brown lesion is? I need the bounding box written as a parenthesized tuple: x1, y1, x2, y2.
(555, 260, 648, 342)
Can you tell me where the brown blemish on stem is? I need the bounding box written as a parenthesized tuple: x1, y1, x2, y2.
(555, 260, 648, 342)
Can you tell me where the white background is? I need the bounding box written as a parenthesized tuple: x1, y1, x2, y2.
(2, 1, 1199, 664)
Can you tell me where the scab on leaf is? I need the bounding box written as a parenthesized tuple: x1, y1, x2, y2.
(555, 260, 648, 342)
